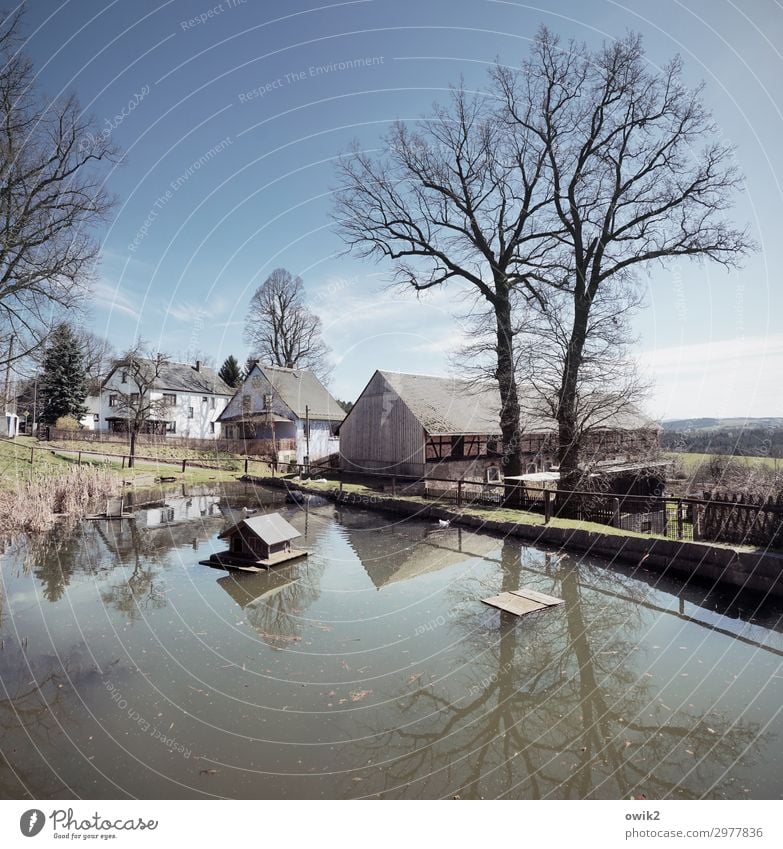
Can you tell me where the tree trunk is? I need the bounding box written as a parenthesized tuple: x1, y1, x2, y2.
(494, 289, 523, 504)
(129, 429, 137, 469)
(556, 291, 590, 513)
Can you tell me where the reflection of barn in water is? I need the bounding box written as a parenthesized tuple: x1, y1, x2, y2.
(337, 510, 501, 589)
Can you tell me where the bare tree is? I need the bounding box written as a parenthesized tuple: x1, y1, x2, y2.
(454, 280, 655, 470)
(244, 268, 333, 383)
(0, 10, 120, 371)
(108, 347, 172, 467)
(496, 28, 753, 493)
(332, 87, 560, 481)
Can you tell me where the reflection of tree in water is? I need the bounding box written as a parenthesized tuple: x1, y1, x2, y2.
(19, 522, 108, 602)
(215, 555, 326, 649)
(99, 523, 170, 621)
(362, 542, 766, 799)
(0, 644, 100, 799)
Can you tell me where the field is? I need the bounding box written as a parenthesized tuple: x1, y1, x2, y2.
(0, 436, 260, 492)
(664, 451, 782, 473)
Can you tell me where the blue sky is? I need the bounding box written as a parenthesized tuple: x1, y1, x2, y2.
(18, 0, 783, 418)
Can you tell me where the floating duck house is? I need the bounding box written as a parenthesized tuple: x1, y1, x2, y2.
(204, 513, 307, 571)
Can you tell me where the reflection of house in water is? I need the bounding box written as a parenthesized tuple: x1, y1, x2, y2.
(134, 495, 222, 529)
(338, 510, 501, 589)
(214, 561, 321, 647)
(92, 497, 228, 564)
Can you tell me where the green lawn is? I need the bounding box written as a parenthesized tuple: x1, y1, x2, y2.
(664, 451, 782, 473)
(0, 436, 244, 491)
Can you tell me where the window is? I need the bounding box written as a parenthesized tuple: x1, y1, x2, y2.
(165, 421, 176, 434)
(241, 394, 251, 413)
(121, 371, 128, 384)
(93, 414, 100, 422)
(263, 393, 273, 410)
(210, 422, 215, 434)
(202, 396, 207, 404)
(162, 393, 176, 405)
(188, 407, 194, 418)
(210, 396, 216, 409)
(108, 394, 117, 407)
(130, 392, 139, 405)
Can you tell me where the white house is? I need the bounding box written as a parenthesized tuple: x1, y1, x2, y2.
(80, 394, 102, 431)
(3, 409, 18, 438)
(218, 363, 343, 463)
(99, 359, 233, 438)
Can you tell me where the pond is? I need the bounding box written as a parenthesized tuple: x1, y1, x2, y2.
(1, 481, 782, 799)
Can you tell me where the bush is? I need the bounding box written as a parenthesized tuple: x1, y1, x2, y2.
(55, 415, 80, 431)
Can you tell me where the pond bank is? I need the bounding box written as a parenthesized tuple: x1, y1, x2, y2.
(244, 474, 783, 599)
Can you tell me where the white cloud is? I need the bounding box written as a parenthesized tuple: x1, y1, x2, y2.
(91, 280, 140, 320)
(638, 335, 783, 419)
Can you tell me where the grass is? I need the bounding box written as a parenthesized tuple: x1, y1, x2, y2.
(284, 477, 683, 542)
(47, 435, 243, 465)
(0, 435, 243, 492)
(665, 451, 782, 473)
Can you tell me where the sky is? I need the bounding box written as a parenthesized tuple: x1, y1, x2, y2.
(15, 0, 783, 419)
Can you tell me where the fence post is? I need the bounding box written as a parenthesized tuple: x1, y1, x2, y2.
(544, 489, 552, 524)
(244, 457, 249, 475)
(78, 451, 82, 466)
(457, 480, 463, 508)
(30, 446, 34, 465)
(182, 458, 187, 473)
(677, 498, 684, 540)
(612, 498, 620, 528)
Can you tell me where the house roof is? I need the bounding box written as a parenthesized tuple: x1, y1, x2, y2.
(377, 371, 502, 435)
(254, 364, 344, 422)
(105, 359, 234, 396)
(219, 512, 301, 545)
(376, 370, 657, 436)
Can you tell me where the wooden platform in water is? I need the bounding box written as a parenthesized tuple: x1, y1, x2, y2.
(481, 587, 564, 617)
(200, 547, 308, 573)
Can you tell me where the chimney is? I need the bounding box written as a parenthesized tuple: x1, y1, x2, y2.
(195, 360, 201, 372)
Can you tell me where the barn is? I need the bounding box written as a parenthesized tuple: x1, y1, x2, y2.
(338, 370, 659, 482)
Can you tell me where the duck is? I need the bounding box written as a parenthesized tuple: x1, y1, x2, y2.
(437, 518, 451, 528)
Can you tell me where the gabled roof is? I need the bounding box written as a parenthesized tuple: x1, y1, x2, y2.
(104, 359, 234, 396)
(254, 364, 344, 422)
(379, 371, 501, 435)
(219, 513, 301, 545)
(374, 370, 657, 435)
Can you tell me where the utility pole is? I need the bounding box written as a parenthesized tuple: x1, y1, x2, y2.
(305, 404, 310, 473)
(3, 338, 13, 436)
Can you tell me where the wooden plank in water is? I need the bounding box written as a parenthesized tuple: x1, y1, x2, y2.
(510, 588, 564, 607)
(481, 593, 548, 616)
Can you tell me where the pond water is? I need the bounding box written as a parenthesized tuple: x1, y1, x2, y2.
(1, 481, 782, 800)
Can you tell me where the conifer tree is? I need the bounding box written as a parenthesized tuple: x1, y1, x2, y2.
(39, 324, 88, 424)
(218, 355, 243, 388)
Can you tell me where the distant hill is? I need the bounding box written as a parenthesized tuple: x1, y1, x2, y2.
(661, 417, 783, 457)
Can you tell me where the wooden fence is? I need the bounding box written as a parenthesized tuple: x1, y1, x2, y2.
(276, 464, 783, 550)
(44, 428, 295, 456)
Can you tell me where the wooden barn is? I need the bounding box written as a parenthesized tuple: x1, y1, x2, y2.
(203, 513, 307, 571)
(338, 370, 659, 482)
